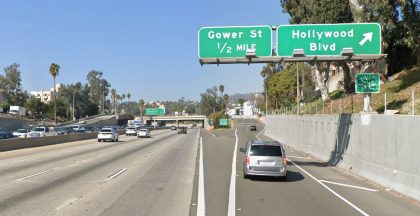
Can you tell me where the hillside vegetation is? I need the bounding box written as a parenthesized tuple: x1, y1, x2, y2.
(301, 66, 420, 115)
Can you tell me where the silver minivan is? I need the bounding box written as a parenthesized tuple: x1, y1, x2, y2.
(240, 140, 287, 179)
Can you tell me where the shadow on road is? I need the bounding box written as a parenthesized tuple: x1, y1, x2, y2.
(249, 170, 304, 182)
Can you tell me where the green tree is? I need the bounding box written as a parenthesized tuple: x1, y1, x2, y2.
(199, 86, 221, 115)
(238, 98, 246, 108)
(280, 0, 354, 98)
(49, 63, 60, 124)
(267, 64, 298, 110)
(86, 70, 110, 112)
(25, 98, 48, 119)
(351, 0, 419, 74)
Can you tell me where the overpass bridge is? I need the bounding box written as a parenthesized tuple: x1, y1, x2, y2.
(145, 115, 207, 128)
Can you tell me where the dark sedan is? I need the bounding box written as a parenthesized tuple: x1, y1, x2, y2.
(0, 131, 15, 140)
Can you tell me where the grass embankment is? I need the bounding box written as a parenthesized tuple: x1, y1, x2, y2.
(301, 66, 420, 115)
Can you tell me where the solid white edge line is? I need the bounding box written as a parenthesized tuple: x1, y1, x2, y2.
(227, 128, 238, 216)
(319, 180, 378, 192)
(287, 159, 370, 216)
(18, 169, 53, 181)
(108, 168, 127, 179)
(197, 136, 206, 216)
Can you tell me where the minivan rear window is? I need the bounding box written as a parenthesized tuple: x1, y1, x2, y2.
(250, 145, 282, 157)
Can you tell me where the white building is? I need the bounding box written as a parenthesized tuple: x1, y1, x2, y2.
(30, 84, 63, 104)
(243, 101, 256, 116)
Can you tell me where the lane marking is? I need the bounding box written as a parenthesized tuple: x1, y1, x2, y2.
(8, 158, 34, 165)
(18, 169, 53, 181)
(197, 136, 206, 216)
(145, 152, 154, 157)
(255, 127, 265, 141)
(319, 180, 378, 192)
(287, 159, 370, 216)
(54, 197, 78, 211)
(227, 127, 238, 216)
(209, 132, 217, 137)
(107, 168, 127, 179)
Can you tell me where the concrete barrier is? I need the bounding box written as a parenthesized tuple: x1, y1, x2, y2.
(0, 130, 126, 152)
(0, 127, 171, 152)
(265, 114, 420, 201)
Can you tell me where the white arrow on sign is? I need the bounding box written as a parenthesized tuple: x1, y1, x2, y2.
(359, 32, 373, 46)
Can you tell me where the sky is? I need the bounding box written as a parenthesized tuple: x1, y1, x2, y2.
(0, 0, 290, 102)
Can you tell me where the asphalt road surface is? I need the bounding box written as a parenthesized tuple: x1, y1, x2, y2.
(0, 128, 199, 216)
(190, 118, 420, 216)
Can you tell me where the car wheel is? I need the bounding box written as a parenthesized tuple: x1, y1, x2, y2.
(243, 172, 249, 179)
(98, 139, 101, 142)
(116, 138, 118, 142)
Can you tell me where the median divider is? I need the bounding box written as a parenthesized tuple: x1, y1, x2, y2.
(0, 127, 169, 152)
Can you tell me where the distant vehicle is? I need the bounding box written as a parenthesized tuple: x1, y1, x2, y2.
(71, 125, 83, 132)
(97, 128, 119, 142)
(192, 123, 197, 128)
(178, 126, 187, 134)
(171, 125, 177, 130)
(125, 127, 137, 136)
(250, 125, 257, 131)
(13, 129, 29, 138)
(0, 131, 14, 140)
(127, 120, 135, 127)
(137, 128, 151, 138)
(83, 126, 95, 133)
(240, 140, 287, 179)
(79, 120, 86, 124)
(56, 127, 72, 135)
(27, 126, 57, 137)
(74, 128, 86, 133)
(9, 106, 26, 116)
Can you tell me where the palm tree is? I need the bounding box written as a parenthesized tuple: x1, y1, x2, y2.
(219, 85, 225, 110)
(49, 63, 60, 125)
(111, 89, 116, 114)
(139, 99, 145, 121)
(127, 93, 131, 113)
(223, 94, 229, 110)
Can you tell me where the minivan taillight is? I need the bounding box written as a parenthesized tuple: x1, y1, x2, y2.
(245, 156, 250, 165)
(283, 158, 287, 166)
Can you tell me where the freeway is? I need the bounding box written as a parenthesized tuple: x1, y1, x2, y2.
(1, 120, 420, 216)
(190, 118, 420, 216)
(0, 128, 199, 216)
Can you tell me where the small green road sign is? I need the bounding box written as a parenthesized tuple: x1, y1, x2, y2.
(355, 73, 380, 93)
(219, 118, 228, 126)
(145, 108, 165, 116)
(198, 26, 272, 58)
(277, 23, 381, 56)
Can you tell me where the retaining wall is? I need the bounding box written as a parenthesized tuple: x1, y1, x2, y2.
(265, 114, 420, 201)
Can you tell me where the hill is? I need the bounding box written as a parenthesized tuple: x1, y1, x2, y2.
(300, 65, 420, 115)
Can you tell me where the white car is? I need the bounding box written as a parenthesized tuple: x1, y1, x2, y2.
(137, 129, 151, 138)
(13, 129, 29, 138)
(27, 127, 56, 138)
(125, 127, 137, 136)
(98, 128, 119, 142)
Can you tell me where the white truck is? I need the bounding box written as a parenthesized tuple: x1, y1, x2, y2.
(9, 106, 26, 116)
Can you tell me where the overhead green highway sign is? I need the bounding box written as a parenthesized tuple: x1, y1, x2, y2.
(198, 26, 272, 58)
(355, 73, 380, 93)
(277, 23, 381, 57)
(145, 108, 165, 116)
